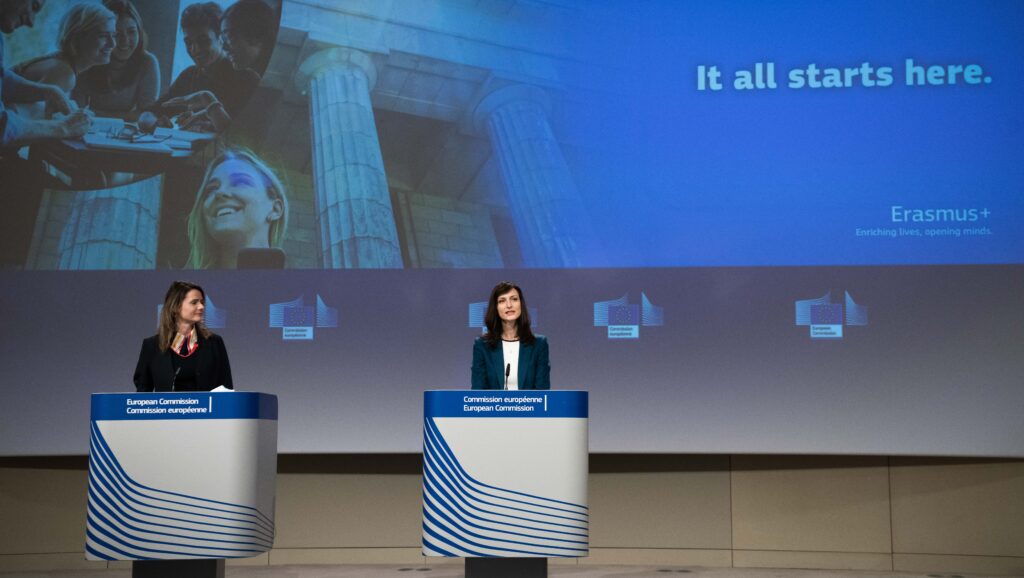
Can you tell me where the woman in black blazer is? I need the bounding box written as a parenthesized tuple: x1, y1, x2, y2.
(133, 280, 233, 392)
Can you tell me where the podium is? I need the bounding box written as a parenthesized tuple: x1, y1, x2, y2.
(85, 392, 277, 577)
(422, 390, 588, 577)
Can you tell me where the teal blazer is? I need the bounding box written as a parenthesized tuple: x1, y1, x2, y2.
(471, 335, 551, 390)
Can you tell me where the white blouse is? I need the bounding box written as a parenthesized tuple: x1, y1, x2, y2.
(501, 339, 520, 390)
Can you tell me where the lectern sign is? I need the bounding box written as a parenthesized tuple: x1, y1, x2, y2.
(85, 392, 278, 561)
(422, 390, 589, 558)
(91, 392, 277, 420)
(431, 392, 583, 417)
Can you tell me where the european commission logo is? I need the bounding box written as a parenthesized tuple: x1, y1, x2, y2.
(157, 296, 227, 328)
(269, 294, 338, 341)
(468, 302, 538, 332)
(794, 291, 868, 340)
(593, 292, 664, 339)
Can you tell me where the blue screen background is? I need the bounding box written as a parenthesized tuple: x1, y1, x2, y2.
(558, 0, 1023, 266)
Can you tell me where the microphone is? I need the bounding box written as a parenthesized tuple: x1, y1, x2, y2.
(504, 363, 510, 391)
(171, 366, 181, 392)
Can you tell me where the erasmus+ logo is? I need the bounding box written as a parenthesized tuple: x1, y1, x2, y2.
(794, 291, 868, 340)
(269, 294, 338, 341)
(593, 292, 663, 339)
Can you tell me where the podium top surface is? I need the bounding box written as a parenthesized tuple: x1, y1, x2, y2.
(90, 391, 278, 421)
(424, 390, 587, 418)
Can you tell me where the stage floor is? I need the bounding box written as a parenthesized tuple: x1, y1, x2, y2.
(0, 565, 983, 578)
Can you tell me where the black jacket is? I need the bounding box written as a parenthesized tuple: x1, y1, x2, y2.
(133, 332, 233, 392)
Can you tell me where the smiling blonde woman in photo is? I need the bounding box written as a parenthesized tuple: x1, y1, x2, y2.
(186, 148, 288, 269)
(14, 3, 116, 116)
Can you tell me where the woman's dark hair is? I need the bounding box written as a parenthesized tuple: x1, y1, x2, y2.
(181, 1, 223, 35)
(482, 281, 535, 348)
(78, 0, 147, 92)
(158, 280, 211, 351)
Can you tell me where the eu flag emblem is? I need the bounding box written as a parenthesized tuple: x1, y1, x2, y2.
(608, 304, 639, 325)
(810, 303, 842, 325)
(284, 306, 314, 326)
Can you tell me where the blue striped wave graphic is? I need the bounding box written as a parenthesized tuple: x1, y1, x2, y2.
(85, 422, 274, 560)
(422, 418, 589, 557)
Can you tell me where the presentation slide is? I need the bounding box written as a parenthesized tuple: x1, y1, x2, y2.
(1, 0, 1021, 456)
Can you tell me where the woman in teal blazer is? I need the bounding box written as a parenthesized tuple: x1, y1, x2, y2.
(471, 282, 551, 390)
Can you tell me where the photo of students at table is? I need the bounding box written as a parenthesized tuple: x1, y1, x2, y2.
(0, 0, 289, 271)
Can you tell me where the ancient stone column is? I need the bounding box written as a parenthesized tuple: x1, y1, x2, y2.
(57, 176, 162, 269)
(298, 47, 403, 268)
(474, 85, 600, 267)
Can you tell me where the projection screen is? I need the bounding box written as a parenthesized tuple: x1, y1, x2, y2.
(1, 0, 1021, 456)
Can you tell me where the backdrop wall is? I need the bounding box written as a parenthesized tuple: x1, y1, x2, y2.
(1, 0, 1021, 457)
